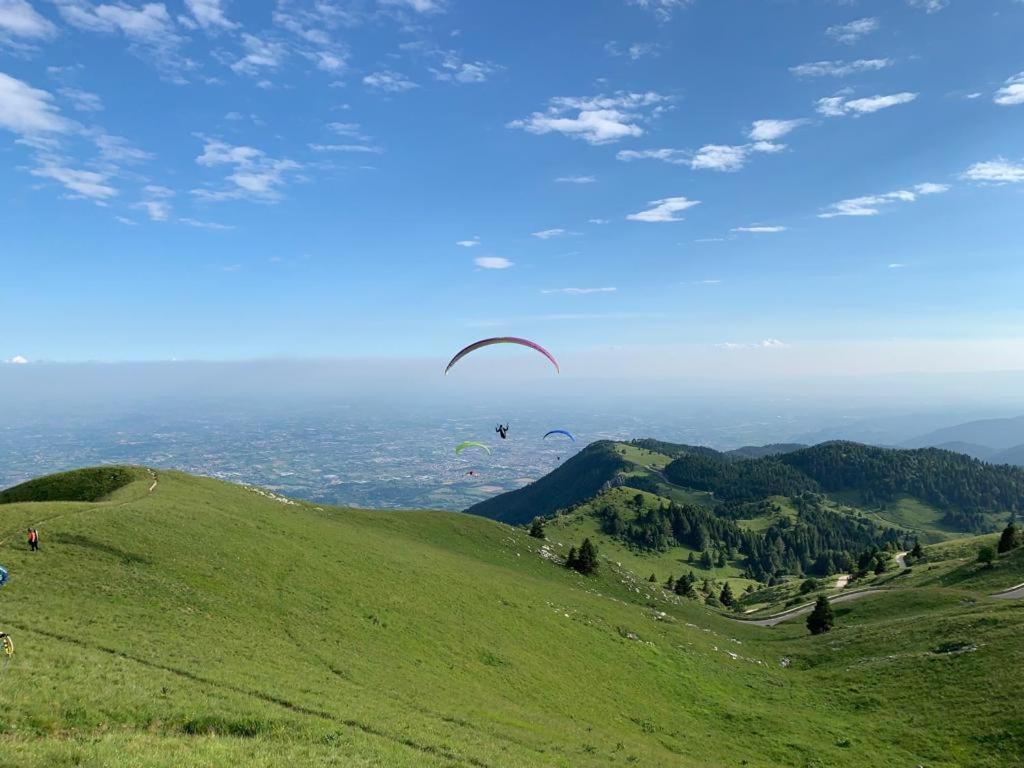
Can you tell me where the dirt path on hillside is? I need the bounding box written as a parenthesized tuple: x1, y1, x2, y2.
(834, 574, 850, 589)
(895, 551, 908, 569)
(991, 582, 1024, 600)
(729, 589, 883, 628)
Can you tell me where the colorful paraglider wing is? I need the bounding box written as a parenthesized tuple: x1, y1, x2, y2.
(0, 566, 7, 588)
(543, 430, 576, 442)
(445, 338, 559, 375)
(455, 441, 492, 455)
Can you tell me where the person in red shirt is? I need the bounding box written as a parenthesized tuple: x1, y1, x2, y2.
(27, 528, 38, 552)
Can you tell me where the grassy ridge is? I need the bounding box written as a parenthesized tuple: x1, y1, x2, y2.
(0, 467, 146, 505)
(0, 469, 1021, 766)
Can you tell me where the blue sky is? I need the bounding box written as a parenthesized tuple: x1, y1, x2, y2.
(1, 0, 1023, 377)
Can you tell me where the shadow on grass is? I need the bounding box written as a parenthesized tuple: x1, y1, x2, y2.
(51, 533, 152, 566)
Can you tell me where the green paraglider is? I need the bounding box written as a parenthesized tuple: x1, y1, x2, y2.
(455, 441, 492, 456)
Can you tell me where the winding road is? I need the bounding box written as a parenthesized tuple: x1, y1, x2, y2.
(992, 582, 1024, 600)
(730, 589, 884, 628)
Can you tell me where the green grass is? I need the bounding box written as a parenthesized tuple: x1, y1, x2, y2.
(0, 468, 1020, 767)
(0, 467, 148, 505)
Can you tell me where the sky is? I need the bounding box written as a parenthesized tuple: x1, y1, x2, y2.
(2, 0, 1024, 380)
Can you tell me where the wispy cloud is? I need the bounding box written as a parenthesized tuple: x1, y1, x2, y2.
(308, 143, 382, 153)
(541, 287, 617, 295)
(532, 228, 569, 239)
(888, 263, 906, 269)
(748, 119, 806, 142)
(379, 0, 446, 13)
(475, 256, 513, 269)
(819, 182, 949, 218)
(817, 92, 918, 117)
(5, 354, 29, 364)
(182, 0, 237, 31)
(31, 163, 118, 200)
(732, 225, 787, 233)
(431, 51, 498, 84)
(192, 138, 300, 203)
(0, 72, 71, 134)
(59, 87, 104, 112)
(231, 33, 286, 76)
(508, 91, 669, 145)
(363, 70, 417, 92)
(0, 0, 57, 40)
(718, 339, 788, 350)
(180, 217, 234, 230)
(604, 41, 662, 60)
(626, 0, 693, 21)
(627, 196, 701, 223)
(619, 139, 783, 173)
(962, 159, 1024, 184)
(994, 72, 1024, 106)
(790, 59, 893, 78)
(826, 17, 879, 44)
(456, 236, 480, 247)
(555, 175, 596, 184)
(907, 0, 948, 13)
(133, 199, 170, 221)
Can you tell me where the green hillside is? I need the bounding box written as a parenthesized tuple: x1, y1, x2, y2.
(0, 468, 1021, 766)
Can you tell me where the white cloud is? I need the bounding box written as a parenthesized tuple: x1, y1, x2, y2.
(604, 41, 662, 60)
(819, 182, 948, 218)
(379, 0, 445, 13)
(719, 339, 789, 350)
(826, 17, 879, 44)
(817, 92, 918, 116)
(965, 92, 982, 100)
(180, 217, 233, 229)
(627, 196, 700, 223)
(327, 122, 365, 138)
(55, 1, 187, 80)
(732, 225, 787, 233)
(192, 138, 299, 202)
(748, 119, 806, 142)
(94, 132, 150, 163)
(363, 70, 417, 92)
(508, 91, 669, 146)
(619, 139, 783, 173)
(232, 34, 286, 75)
(0, 72, 71, 135)
(994, 73, 1024, 106)
(31, 162, 117, 199)
(431, 52, 497, 84)
(555, 175, 596, 184)
(59, 87, 103, 112)
(907, 0, 948, 12)
(588, 218, 610, 225)
(790, 59, 894, 77)
(308, 143, 382, 153)
(5, 354, 29, 364)
(0, 0, 57, 38)
(183, 0, 236, 30)
(542, 287, 617, 295)
(888, 263, 906, 269)
(134, 199, 169, 220)
(626, 0, 692, 21)
(532, 228, 568, 239)
(962, 158, 1024, 184)
(475, 256, 512, 269)
(456, 236, 480, 247)
(144, 183, 174, 197)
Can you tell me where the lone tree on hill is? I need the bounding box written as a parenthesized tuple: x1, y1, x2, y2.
(807, 595, 835, 635)
(997, 522, 1021, 554)
(977, 546, 996, 567)
(648, 573, 657, 583)
(719, 582, 735, 607)
(799, 578, 819, 595)
(529, 518, 546, 539)
(568, 538, 599, 575)
(700, 550, 714, 570)
(911, 541, 924, 560)
(675, 572, 696, 599)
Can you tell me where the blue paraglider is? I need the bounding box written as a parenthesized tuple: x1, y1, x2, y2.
(543, 429, 576, 442)
(0, 566, 8, 588)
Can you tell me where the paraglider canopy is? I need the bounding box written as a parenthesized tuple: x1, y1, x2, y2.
(445, 337, 560, 375)
(543, 429, 576, 442)
(0, 566, 7, 588)
(455, 441, 492, 456)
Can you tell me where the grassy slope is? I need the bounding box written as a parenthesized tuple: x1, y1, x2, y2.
(0, 470, 1019, 767)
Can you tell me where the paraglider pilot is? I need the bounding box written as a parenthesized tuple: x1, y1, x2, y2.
(495, 424, 509, 440)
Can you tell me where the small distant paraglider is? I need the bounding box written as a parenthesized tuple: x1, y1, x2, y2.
(0, 566, 7, 588)
(543, 429, 576, 443)
(444, 337, 560, 375)
(455, 441, 492, 456)
(496, 424, 510, 440)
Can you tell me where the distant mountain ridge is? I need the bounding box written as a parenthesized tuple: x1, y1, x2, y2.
(468, 438, 1024, 533)
(902, 415, 1024, 452)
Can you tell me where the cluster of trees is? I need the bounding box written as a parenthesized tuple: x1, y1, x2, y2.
(662, 571, 737, 606)
(565, 538, 599, 575)
(781, 442, 1024, 520)
(980, 522, 1022, 566)
(656, 441, 1024, 534)
(593, 492, 905, 582)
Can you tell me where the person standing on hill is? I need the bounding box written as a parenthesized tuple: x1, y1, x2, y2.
(27, 528, 38, 552)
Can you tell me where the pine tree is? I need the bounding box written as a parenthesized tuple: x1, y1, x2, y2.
(911, 541, 924, 560)
(664, 575, 675, 590)
(575, 538, 599, 575)
(977, 546, 996, 567)
(700, 550, 714, 569)
(687, 552, 695, 564)
(719, 581, 735, 607)
(807, 595, 834, 635)
(565, 547, 578, 571)
(648, 573, 657, 583)
(716, 550, 727, 568)
(529, 518, 546, 539)
(997, 523, 1020, 554)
